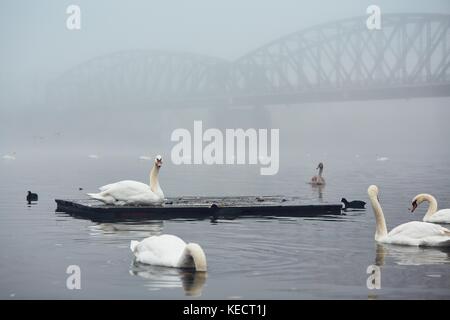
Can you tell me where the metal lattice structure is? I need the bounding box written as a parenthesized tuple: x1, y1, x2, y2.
(231, 13, 450, 103)
(47, 50, 232, 107)
(48, 13, 450, 107)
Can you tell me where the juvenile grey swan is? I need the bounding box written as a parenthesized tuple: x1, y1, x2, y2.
(310, 162, 325, 185)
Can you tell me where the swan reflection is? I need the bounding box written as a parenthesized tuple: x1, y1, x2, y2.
(88, 221, 163, 237)
(310, 184, 324, 201)
(130, 261, 207, 297)
(375, 244, 450, 266)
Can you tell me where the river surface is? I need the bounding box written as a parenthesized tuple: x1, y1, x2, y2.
(1, 100, 450, 299)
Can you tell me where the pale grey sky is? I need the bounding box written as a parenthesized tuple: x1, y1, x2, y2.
(1, 0, 450, 107)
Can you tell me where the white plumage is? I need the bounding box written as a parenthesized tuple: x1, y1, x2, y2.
(88, 155, 164, 205)
(368, 185, 450, 247)
(130, 234, 207, 271)
(410, 193, 450, 224)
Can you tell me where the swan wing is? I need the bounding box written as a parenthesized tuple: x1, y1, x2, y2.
(125, 191, 162, 204)
(99, 180, 148, 192)
(99, 183, 118, 192)
(132, 235, 186, 267)
(388, 221, 448, 239)
(92, 180, 163, 205)
(385, 221, 450, 246)
(100, 181, 150, 199)
(427, 209, 450, 223)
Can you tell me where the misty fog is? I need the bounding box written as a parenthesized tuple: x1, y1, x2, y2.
(1, 0, 450, 162)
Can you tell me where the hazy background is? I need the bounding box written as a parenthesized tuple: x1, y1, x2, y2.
(1, 0, 450, 162)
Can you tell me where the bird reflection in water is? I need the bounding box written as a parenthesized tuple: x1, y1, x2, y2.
(130, 261, 207, 297)
(374, 243, 450, 267)
(310, 184, 324, 201)
(88, 221, 164, 239)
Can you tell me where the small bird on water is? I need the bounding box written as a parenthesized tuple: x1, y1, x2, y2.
(341, 198, 366, 209)
(27, 191, 38, 203)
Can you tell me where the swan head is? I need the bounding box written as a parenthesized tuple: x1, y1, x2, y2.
(367, 185, 380, 201)
(154, 155, 163, 168)
(410, 194, 435, 213)
(316, 162, 324, 170)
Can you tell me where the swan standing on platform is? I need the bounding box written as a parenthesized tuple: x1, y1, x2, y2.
(410, 194, 450, 224)
(88, 155, 165, 205)
(310, 162, 325, 185)
(130, 234, 207, 271)
(367, 185, 450, 247)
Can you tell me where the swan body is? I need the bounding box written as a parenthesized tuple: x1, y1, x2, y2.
(130, 234, 207, 271)
(88, 155, 164, 205)
(310, 162, 325, 185)
(368, 185, 450, 247)
(411, 194, 450, 224)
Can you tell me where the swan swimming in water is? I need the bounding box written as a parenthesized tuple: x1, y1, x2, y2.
(310, 162, 325, 185)
(88, 155, 164, 205)
(130, 234, 207, 271)
(367, 185, 450, 247)
(410, 194, 450, 224)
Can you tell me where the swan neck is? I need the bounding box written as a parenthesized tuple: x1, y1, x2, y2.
(369, 194, 388, 241)
(423, 195, 438, 219)
(186, 243, 207, 272)
(150, 164, 160, 192)
(318, 167, 323, 176)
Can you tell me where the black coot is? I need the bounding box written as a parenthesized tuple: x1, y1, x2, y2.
(341, 198, 365, 209)
(27, 191, 38, 202)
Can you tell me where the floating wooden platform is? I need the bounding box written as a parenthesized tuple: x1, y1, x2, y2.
(55, 196, 343, 222)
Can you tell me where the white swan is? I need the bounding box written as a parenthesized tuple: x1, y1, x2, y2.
(309, 162, 325, 185)
(130, 234, 207, 271)
(410, 194, 450, 224)
(2, 152, 16, 160)
(368, 185, 450, 247)
(88, 155, 164, 205)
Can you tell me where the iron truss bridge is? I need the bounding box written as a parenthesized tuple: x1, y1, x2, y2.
(47, 13, 450, 108)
